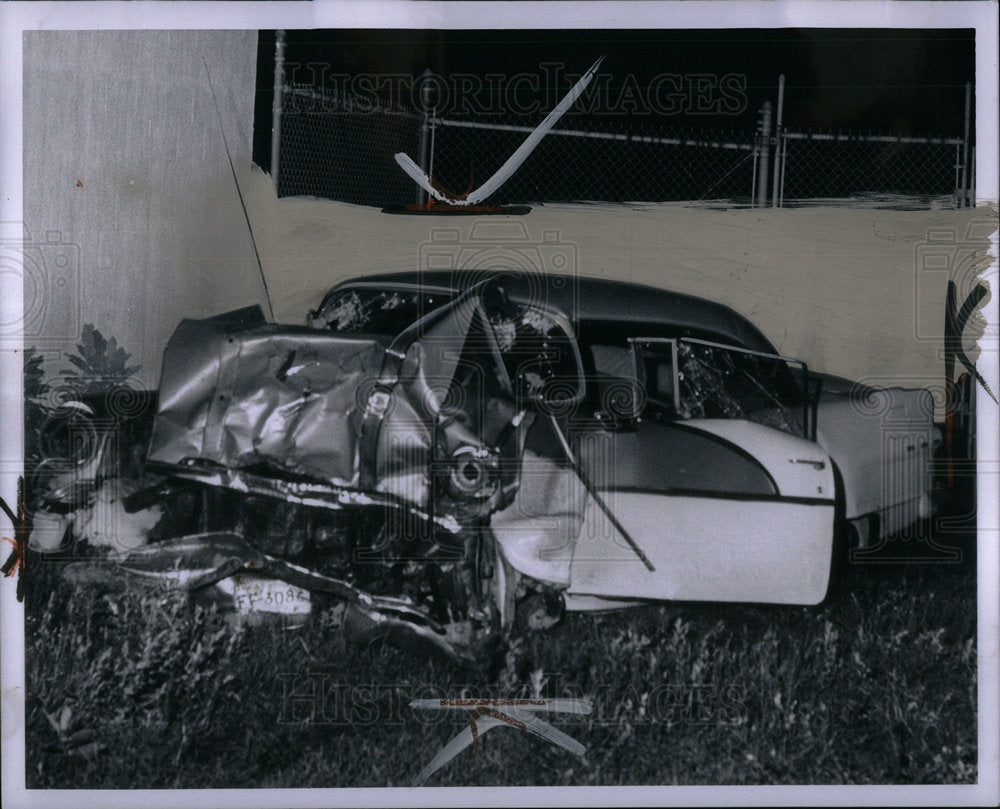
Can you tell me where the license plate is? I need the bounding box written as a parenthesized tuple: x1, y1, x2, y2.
(216, 575, 312, 615)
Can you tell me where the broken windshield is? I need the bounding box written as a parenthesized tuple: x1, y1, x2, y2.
(309, 288, 449, 335)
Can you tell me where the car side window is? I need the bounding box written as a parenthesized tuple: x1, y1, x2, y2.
(590, 344, 633, 380)
(634, 341, 677, 412)
(633, 337, 808, 438)
(585, 343, 646, 420)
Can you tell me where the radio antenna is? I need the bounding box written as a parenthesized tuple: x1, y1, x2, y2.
(203, 57, 276, 322)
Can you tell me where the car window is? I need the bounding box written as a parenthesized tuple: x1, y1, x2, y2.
(576, 342, 644, 421)
(634, 338, 809, 438)
(590, 344, 634, 380)
(309, 288, 449, 335)
(484, 302, 584, 406)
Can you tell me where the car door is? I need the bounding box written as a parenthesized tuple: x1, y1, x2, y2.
(566, 337, 836, 606)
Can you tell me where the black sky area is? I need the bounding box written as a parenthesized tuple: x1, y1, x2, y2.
(253, 28, 976, 172)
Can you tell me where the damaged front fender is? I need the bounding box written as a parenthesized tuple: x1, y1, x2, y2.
(146, 289, 523, 531)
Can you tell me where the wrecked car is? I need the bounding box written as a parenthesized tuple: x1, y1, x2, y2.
(33, 272, 938, 658)
(309, 271, 940, 609)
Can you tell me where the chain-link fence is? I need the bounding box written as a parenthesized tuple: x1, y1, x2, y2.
(279, 87, 422, 207)
(425, 118, 756, 205)
(775, 132, 967, 208)
(275, 84, 973, 209)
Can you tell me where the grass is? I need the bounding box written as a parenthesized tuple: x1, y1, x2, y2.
(24, 530, 976, 788)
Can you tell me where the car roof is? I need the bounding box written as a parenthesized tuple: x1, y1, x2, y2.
(329, 270, 777, 354)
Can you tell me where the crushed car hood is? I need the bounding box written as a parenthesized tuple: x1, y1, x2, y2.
(148, 306, 388, 491)
(146, 295, 523, 516)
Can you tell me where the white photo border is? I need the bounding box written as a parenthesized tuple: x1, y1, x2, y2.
(1, 2, 996, 807)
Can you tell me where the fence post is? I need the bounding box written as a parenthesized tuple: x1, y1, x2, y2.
(270, 29, 286, 195)
(953, 142, 963, 208)
(771, 76, 784, 207)
(416, 68, 432, 206)
(428, 108, 437, 184)
(755, 101, 772, 208)
(961, 81, 972, 207)
(969, 149, 976, 207)
(778, 129, 787, 206)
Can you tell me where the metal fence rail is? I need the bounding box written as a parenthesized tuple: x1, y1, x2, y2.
(429, 117, 756, 204)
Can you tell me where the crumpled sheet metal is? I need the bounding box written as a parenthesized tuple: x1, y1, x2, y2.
(377, 294, 526, 513)
(149, 310, 397, 493)
(148, 296, 512, 514)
